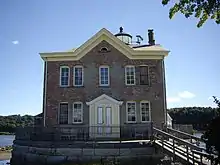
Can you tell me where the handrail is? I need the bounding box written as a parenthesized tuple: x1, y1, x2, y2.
(153, 127, 203, 151)
(153, 127, 218, 165)
(155, 138, 201, 164)
(167, 127, 202, 141)
(191, 150, 215, 159)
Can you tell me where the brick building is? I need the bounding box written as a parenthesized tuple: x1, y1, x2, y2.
(39, 27, 169, 138)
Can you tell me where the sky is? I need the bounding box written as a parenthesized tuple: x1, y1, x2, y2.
(0, 0, 219, 116)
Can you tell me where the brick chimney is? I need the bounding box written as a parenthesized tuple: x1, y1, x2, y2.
(148, 29, 155, 45)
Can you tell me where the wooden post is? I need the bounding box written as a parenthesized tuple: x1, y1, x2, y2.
(186, 146, 189, 163)
(192, 152, 195, 165)
(161, 136, 164, 153)
(200, 154, 203, 164)
(173, 138, 175, 162)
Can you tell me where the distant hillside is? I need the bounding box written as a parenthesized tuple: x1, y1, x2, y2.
(168, 107, 219, 130)
(0, 115, 34, 133)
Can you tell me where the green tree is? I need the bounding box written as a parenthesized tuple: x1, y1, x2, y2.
(202, 96, 220, 164)
(162, 0, 220, 27)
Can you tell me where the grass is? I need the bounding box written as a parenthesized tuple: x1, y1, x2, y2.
(0, 132, 15, 135)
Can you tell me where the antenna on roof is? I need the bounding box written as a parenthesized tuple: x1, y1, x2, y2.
(136, 35, 143, 45)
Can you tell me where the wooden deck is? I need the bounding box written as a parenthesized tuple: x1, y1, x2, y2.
(153, 127, 218, 165)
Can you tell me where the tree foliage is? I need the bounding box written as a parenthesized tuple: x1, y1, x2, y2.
(168, 106, 219, 130)
(0, 115, 34, 133)
(162, 0, 220, 27)
(202, 96, 220, 164)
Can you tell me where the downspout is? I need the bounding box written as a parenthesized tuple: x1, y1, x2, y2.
(162, 58, 167, 128)
(43, 60, 48, 127)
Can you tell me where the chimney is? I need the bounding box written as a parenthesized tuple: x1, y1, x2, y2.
(148, 29, 155, 45)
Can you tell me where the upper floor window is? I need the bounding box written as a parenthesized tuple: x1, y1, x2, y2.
(59, 103, 68, 124)
(140, 101, 151, 122)
(60, 66, 70, 87)
(73, 66, 83, 86)
(99, 66, 110, 86)
(73, 102, 83, 123)
(125, 66, 135, 85)
(126, 101, 136, 123)
(140, 66, 149, 85)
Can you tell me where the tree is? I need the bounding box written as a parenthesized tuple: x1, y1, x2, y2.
(202, 96, 220, 164)
(162, 0, 220, 27)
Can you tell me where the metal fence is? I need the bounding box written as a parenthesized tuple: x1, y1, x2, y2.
(15, 123, 153, 142)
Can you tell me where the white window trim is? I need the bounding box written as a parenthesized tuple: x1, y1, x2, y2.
(140, 101, 151, 123)
(72, 102, 83, 124)
(126, 101, 136, 123)
(58, 102, 69, 125)
(59, 66, 70, 87)
(125, 65, 136, 85)
(73, 65, 84, 87)
(100, 47, 109, 52)
(99, 65, 110, 86)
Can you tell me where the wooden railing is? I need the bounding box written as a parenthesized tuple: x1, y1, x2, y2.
(153, 127, 216, 165)
(166, 127, 203, 145)
(15, 124, 153, 142)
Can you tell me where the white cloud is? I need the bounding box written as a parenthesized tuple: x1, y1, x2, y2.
(167, 97, 181, 103)
(178, 91, 195, 99)
(12, 40, 19, 45)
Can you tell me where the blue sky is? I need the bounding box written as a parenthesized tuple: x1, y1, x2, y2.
(0, 0, 219, 116)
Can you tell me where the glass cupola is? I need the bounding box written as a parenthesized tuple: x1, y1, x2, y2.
(115, 27, 132, 45)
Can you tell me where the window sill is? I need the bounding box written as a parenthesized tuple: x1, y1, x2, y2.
(140, 121, 151, 123)
(99, 85, 110, 87)
(72, 122, 83, 124)
(73, 85, 84, 88)
(125, 84, 136, 86)
(125, 122, 137, 124)
(59, 85, 70, 88)
(59, 86, 85, 88)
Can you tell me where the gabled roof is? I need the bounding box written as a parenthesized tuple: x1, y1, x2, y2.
(40, 28, 170, 61)
(86, 94, 123, 105)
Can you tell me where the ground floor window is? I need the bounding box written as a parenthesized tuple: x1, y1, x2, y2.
(59, 103, 68, 124)
(140, 101, 150, 122)
(73, 102, 83, 123)
(126, 101, 136, 123)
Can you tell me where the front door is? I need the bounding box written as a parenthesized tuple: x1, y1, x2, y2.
(97, 105, 112, 136)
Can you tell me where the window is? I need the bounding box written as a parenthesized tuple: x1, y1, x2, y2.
(140, 101, 151, 122)
(126, 102, 136, 123)
(100, 47, 109, 53)
(60, 66, 70, 87)
(125, 66, 135, 85)
(73, 66, 83, 86)
(99, 66, 109, 86)
(59, 103, 68, 124)
(73, 102, 83, 123)
(140, 66, 149, 85)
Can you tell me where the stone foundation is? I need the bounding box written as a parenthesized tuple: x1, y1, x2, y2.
(11, 140, 164, 165)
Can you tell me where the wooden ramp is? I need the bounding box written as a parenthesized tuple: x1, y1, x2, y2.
(153, 127, 218, 165)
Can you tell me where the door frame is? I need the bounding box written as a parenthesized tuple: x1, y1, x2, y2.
(86, 94, 123, 138)
(96, 104, 112, 136)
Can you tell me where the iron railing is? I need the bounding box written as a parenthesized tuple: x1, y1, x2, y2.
(15, 123, 153, 142)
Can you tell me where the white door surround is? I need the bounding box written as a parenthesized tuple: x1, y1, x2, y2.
(86, 94, 123, 138)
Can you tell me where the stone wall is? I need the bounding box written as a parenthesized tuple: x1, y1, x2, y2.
(11, 140, 163, 165)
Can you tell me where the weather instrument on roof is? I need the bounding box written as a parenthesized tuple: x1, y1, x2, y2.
(136, 35, 143, 45)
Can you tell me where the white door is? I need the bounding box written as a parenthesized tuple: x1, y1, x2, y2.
(97, 105, 112, 136)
